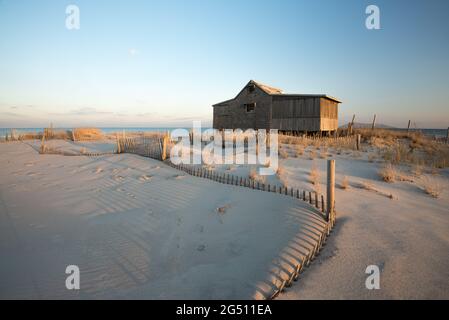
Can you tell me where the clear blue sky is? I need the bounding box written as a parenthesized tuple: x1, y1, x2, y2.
(0, 0, 448, 128)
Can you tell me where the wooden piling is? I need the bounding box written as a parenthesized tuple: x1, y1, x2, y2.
(371, 114, 377, 131)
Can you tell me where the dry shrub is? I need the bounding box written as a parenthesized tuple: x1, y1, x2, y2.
(73, 128, 103, 141)
(340, 176, 350, 190)
(278, 134, 311, 147)
(276, 166, 285, 177)
(379, 164, 396, 183)
(278, 147, 289, 159)
(420, 176, 442, 198)
(368, 153, 376, 162)
(249, 167, 266, 184)
(295, 145, 304, 157)
(313, 182, 321, 194)
(276, 165, 288, 187)
(308, 149, 316, 160)
(309, 162, 320, 185)
(361, 180, 375, 191)
(411, 164, 423, 176)
(319, 148, 328, 159)
(352, 151, 362, 158)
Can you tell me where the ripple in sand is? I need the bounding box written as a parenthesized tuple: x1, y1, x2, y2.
(138, 175, 153, 182)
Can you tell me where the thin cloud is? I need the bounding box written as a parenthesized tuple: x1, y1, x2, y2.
(47, 107, 114, 116)
(129, 48, 140, 56)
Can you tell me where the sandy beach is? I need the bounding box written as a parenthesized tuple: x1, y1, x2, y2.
(1, 135, 448, 299)
(0, 141, 328, 299)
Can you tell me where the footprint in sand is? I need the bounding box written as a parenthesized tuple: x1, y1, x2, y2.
(94, 167, 103, 174)
(139, 174, 153, 182)
(29, 223, 45, 229)
(112, 175, 125, 182)
(197, 245, 206, 252)
(195, 224, 204, 233)
(126, 192, 136, 199)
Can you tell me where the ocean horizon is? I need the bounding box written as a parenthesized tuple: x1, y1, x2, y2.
(0, 127, 447, 139)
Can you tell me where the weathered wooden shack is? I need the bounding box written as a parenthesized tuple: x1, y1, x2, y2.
(213, 80, 341, 134)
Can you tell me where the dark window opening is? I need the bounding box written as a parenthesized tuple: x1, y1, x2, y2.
(248, 84, 255, 93)
(245, 103, 256, 112)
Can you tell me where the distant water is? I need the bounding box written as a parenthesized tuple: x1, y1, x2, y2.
(0, 127, 192, 139)
(0, 127, 447, 139)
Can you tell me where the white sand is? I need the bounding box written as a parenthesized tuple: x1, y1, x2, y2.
(278, 151, 449, 299)
(0, 141, 327, 299)
(198, 144, 449, 299)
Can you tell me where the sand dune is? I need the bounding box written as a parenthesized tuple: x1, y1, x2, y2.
(0, 142, 327, 299)
(196, 143, 449, 299)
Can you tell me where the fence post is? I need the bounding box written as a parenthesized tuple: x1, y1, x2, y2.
(349, 114, 355, 136)
(161, 133, 168, 161)
(40, 134, 46, 153)
(356, 134, 361, 151)
(327, 160, 335, 222)
(116, 133, 121, 154)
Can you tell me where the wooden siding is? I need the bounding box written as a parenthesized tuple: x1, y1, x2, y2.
(320, 98, 339, 131)
(213, 82, 340, 132)
(213, 84, 272, 130)
(272, 97, 321, 131)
